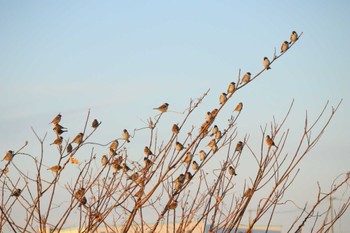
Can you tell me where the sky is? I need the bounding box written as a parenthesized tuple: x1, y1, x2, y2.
(0, 1, 350, 232)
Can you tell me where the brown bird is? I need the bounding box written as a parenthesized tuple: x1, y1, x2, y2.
(174, 174, 185, 184)
(208, 139, 217, 148)
(143, 157, 154, 170)
(122, 129, 130, 143)
(211, 108, 219, 118)
(227, 82, 236, 94)
(92, 119, 101, 128)
(48, 165, 62, 173)
(128, 172, 139, 182)
(111, 163, 121, 171)
(210, 125, 218, 137)
(70, 156, 79, 164)
(185, 171, 193, 181)
(192, 161, 199, 170)
(215, 130, 222, 140)
(205, 111, 213, 123)
(79, 196, 87, 206)
(135, 189, 144, 199)
(228, 166, 237, 176)
(172, 124, 180, 135)
(175, 142, 185, 151)
(74, 188, 85, 200)
(110, 139, 119, 151)
(67, 143, 73, 153)
(122, 163, 131, 173)
(53, 124, 67, 135)
(234, 102, 243, 112)
(174, 181, 183, 191)
(244, 188, 253, 198)
(235, 141, 243, 152)
(199, 150, 206, 161)
(184, 152, 193, 164)
(241, 72, 251, 84)
(50, 136, 63, 146)
(113, 156, 123, 167)
(109, 148, 117, 157)
(263, 57, 271, 70)
(281, 41, 289, 53)
(290, 31, 298, 44)
(50, 113, 61, 125)
(3, 150, 14, 162)
(72, 133, 83, 145)
(144, 146, 153, 156)
(153, 103, 169, 113)
(168, 200, 178, 209)
(219, 92, 228, 105)
(2, 167, 9, 174)
(101, 155, 108, 166)
(266, 135, 277, 148)
(11, 188, 22, 197)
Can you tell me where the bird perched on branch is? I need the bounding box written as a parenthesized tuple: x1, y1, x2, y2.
(168, 200, 178, 210)
(74, 188, 85, 200)
(263, 57, 271, 70)
(241, 72, 251, 84)
(185, 171, 193, 181)
(48, 165, 62, 173)
(266, 135, 278, 148)
(11, 188, 22, 197)
(234, 102, 243, 112)
(184, 152, 193, 164)
(215, 130, 222, 140)
(144, 146, 153, 156)
(211, 108, 219, 118)
(205, 111, 213, 123)
(53, 124, 67, 135)
(109, 148, 117, 157)
(72, 133, 83, 145)
(153, 103, 169, 113)
(199, 150, 206, 161)
(219, 92, 228, 105)
(192, 161, 199, 170)
(235, 141, 244, 152)
(175, 142, 185, 151)
(92, 119, 101, 128)
(290, 31, 298, 44)
(227, 82, 236, 94)
(228, 166, 237, 176)
(281, 41, 289, 53)
(101, 155, 108, 166)
(172, 124, 180, 135)
(3, 150, 14, 162)
(50, 136, 63, 146)
(67, 143, 73, 153)
(128, 172, 139, 182)
(110, 140, 119, 151)
(50, 113, 61, 125)
(210, 125, 218, 137)
(122, 129, 130, 143)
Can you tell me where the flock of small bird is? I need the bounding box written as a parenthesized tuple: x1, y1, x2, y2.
(2, 32, 297, 200)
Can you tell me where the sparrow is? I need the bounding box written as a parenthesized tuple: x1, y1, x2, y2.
(172, 124, 180, 135)
(79, 196, 87, 206)
(205, 111, 213, 123)
(143, 157, 154, 169)
(290, 31, 298, 44)
(174, 174, 185, 184)
(199, 150, 206, 161)
(72, 133, 83, 145)
(70, 156, 79, 164)
(266, 135, 277, 148)
(67, 143, 73, 153)
(11, 188, 22, 197)
(109, 148, 117, 157)
(244, 188, 253, 197)
(185, 171, 193, 181)
(215, 130, 222, 140)
(281, 41, 289, 53)
(174, 181, 183, 191)
(219, 92, 228, 105)
(184, 152, 193, 164)
(74, 188, 85, 200)
(50, 136, 63, 146)
(263, 57, 271, 70)
(113, 156, 123, 167)
(122, 129, 130, 143)
(122, 163, 131, 172)
(192, 161, 199, 170)
(128, 172, 139, 182)
(175, 142, 185, 151)
(111, 163, 121, 171)
(210, 125, 218, 137)
(234, 102, 243, 112)
(144, 146, 153, 156)
(241, 72, 251, 84)
(48, 165, 62, 173)
(228, 166, 237, 176)
(212, 144, 218, 153)
(235, 141, 243, 152)
(92, 119, 101, 128)
(101, 155, 108, 166)
(208, 139, 217, 148)
(211, 108, 219, 118)
(227, 82, 236, 94)
(153, 103, 169, 113)
(53, 124, 67, 135)
(50, 113, 61, 125)
(110, 140, 119, 151)
(3, 150, 14, 162)
(168, 200, 178, 209)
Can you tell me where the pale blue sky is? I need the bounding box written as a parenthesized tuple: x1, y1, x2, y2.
(1, 1, 349, 232)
